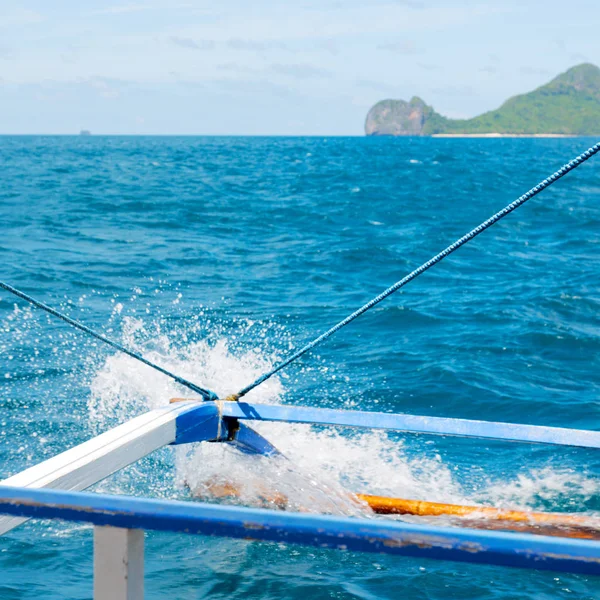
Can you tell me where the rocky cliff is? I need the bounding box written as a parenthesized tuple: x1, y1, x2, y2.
(365, 97, 431, 136)
(365, 63, 600, 136)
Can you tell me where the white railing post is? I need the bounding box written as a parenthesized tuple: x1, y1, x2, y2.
(0, 403, 199, 536)
(94, 526, 144, 600)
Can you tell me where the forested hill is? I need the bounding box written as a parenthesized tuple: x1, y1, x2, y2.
(365, 64, 600, 136)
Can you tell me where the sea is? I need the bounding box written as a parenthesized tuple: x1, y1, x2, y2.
(0, 135, 599, 599)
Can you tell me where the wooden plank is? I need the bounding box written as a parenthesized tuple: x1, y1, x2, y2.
(1, 485, 600, 576)
(0, 402, 207, 535)
(94, 526, 144, 600)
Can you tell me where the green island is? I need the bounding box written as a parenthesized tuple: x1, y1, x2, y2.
(365, 63, 600, 136)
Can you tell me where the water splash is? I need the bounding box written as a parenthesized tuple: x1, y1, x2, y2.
(87, 315, 284, 431)
(85, 318, 455, 518)
(87, 313, 372, 516)
(477, 467, 600, 513)
(83, 307, 600, 519)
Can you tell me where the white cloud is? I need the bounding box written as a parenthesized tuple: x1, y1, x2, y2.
(270, 63, 330, 79)
(93, 4, 154, 15)
(170, 36, 214, 50)
(378, 40, 420, 55)
(0, 44, 14, 59)
(92, 2, 200, 16)
(227, 39, 289, 51)
(0, 8, 43, 28)
(88, 78, 121, 99)
(519, 66, 551, 77)
(167, 2, 513, 43)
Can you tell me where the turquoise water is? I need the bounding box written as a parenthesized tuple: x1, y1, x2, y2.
(0, 135, 599, 598)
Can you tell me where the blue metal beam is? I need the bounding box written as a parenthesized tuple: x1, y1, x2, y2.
(229, 422, 281, 456)
(172, 402, 222, 445)
(172, 402, 281, 455)
(209, 402, 600, 449)
(0, 486, 598, 576)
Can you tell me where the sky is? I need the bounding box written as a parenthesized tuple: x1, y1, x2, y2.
(0, 0, 599, 135)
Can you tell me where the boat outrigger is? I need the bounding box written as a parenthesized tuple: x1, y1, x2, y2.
(1, 141, 600, 598)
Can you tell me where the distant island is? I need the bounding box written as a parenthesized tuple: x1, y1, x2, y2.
(79, 130, 91, 136)
(365, 63, 600, 136)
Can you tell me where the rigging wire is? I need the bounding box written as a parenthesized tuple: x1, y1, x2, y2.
(2, 142, 599, 403)
(0, 281, 217, 401)
(233, 140, 600, 400)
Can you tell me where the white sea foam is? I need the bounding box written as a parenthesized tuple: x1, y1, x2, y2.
(88, 316, 283, 430)
(87, 314, 600, 519)
(476, 467, 600, 512)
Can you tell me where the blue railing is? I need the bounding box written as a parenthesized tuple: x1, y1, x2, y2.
(1, 485, 600, 576)
(2, 399, 599, 599)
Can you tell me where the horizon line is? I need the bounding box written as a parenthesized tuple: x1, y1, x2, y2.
(0, 133, 597, 138)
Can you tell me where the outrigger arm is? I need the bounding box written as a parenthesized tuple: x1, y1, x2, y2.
(2, 400, 600, 540)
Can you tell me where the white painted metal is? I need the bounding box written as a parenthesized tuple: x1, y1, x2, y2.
(0, 402, 196, 535)
(94, 526, 144, 600)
